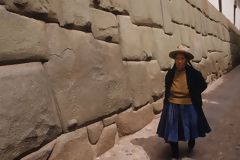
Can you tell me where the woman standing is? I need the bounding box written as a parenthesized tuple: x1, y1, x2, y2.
(157, 45, 211, 159)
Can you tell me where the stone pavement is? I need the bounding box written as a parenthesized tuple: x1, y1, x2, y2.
(97, 66, 240, 160)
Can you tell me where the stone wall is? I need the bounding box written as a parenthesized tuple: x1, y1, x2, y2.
(0, 0, 240, 160)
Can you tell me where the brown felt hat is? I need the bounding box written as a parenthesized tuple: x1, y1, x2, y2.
(169, 45, 194, 60)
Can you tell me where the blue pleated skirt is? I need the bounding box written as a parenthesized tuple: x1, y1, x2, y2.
(157, 102, 200, 142)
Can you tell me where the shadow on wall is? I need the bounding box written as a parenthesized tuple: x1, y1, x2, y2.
(229, 29, 240, 67)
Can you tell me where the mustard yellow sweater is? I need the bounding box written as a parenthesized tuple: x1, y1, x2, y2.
(168, 70, 192, 105)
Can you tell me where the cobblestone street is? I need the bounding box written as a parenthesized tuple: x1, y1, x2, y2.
(98, 66, 240, 160)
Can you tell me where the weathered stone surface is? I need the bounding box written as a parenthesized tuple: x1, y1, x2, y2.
(3, 0, 91, 29)
(171, 0, 184, 24)
(49, 128, 95, 160)
(146, 60, 164, 97)
(59, 0, 90, 28)
(0, 62, 61, 160)
(179, 25, 191, 47)
(129, 0, 163, 27)
(3, 0, 58, 21)
(139, 26, 154, 59)
(92, 0, 130, 14)
(103, 114, 117, 127)
(95, 124, 117, 156)
(125, 61, 152, 108)
(90, 8, 119, 43)
(152, 99, 164, 114)
(21, 140, 56, 160)
(195, 10, 202, 34)
(189, 4, 196, 29)
(45, 24, 132, 131)
(116, 104, 154, 136)
(152, 28, 175, 70)
(200, 13, 208, 36)
(182, 0, 190, 26)
(160, 0, 174, 35)
(118, 16, 145, 60)
(208, 52, 226, 74)
(190, 33, 203, 62)
(0, 6, 48, 62)
(87, 121, 104, 145)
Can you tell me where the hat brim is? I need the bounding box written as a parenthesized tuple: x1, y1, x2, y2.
(169, 50, 194, 60)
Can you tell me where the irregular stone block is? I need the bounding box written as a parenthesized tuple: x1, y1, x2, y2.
(90, 8, 119, 43)
(49, 128, 95, 160)
(103, 114, 117, 127)
(3, 0, 91, 29)
(152, 99, 164, 114)
(152, 28, 175, 70)
(0, 62, 62, 160)
(160, 0, 174, 35)
(0, 6, 48, 62)
(87, 121, 104, 145)
(21, 140, 56, 160)
(118, 16, 147, 60)
(115, 104, 154, 136)
(95, 124, 117, 156)
(129, 0, 163, 27)
(3, 0, 58, 21)
(125, 61, 152, 108)
(146, 60, 164, 97)
(45, 24, 132, 131)
(93, 0, 130, 14)
(59, 0, 90, 28)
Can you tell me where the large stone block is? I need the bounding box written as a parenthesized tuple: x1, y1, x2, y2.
(95, 124, 117, 156)
(3, 0, 58, 21)
(49, 128, 95, 160)
(59, 0, 90, 28)
(125, 61, 152, 108)
(0, 62, 62, 160)
(115, 104, 154, 136)
(152, 28, 175, 70)
(118, 16, 147, 60)
(92, 0, 130, 14)
(146, 60, 165, 97)
(90, 8, 119, 43)
(21, 140, 56, 160)
(129, 0, 163, 27)
(45, 24, 132, 131)
(3, 0, 91, 29)
(160, 0, 174, 35)
(0, 6, 48, 62)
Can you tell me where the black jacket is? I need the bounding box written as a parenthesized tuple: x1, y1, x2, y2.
(164, 64, 211, 136)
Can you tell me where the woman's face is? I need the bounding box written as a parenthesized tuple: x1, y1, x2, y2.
(175, 53, 187, 71)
